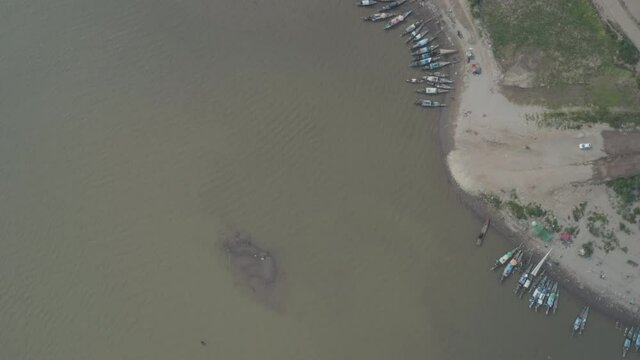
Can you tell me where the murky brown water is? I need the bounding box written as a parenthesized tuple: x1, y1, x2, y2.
(0, 0, 626, 359)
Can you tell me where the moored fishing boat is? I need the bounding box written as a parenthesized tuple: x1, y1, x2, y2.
(416, 87, 448, 94)
(552, 287, 560, 314)
(405, 78, 425, 84)
(523, 248, 552, 294)
(411, 45, 439, 56)
(424, 75, 453, 84)
(362, 12, 396, 21)
(635, 327, 640, 351)
(500, 250, 523, 282)
(401, 20, 423, 36)
(514, 262, 533, 295)
(490, 245, 521, 271)
(545, 282, 558, 315)
(410, 56, 440, 67)
(438, 49, 458, 56)
(423, 61, 451, 70)
(624, 327, 634, 358)
(411, 37, 437, 49)
(572, 306, 589, 335)
(425, 82, 453, 90)
(476, 218, 490, 246)
(379, 0, 407, 11)
(384, 10, 412, 30)
(357, 0, 378, 6)
(535, 279, 552, 311)
(409, 30, 429, 43)
(528, 275, 547, 308)
(404, 24, 425, 42)
(415, 99, 446, 108)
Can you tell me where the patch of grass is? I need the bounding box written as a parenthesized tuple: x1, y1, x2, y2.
(617, 35, 640, 65)
(507, 200, 527, 220)
(587, 211, 609, 237)
(608, 176, 640, 223)
(479, 0, 617, 85)
(564, 225, 579, 236)
(544, 213, 561, 233)
(608, 175, 640, 205)
(480, 192, 503, 209)
(573, 202, 587, 222)
(534, 107, 640, 129)
(525, 202, 546, 218)
(580, 241, 594, 257)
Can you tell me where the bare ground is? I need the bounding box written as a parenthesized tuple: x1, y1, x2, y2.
(434, 0, 640, 321)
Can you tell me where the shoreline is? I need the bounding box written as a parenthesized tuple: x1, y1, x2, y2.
(424, 0, 640, 323)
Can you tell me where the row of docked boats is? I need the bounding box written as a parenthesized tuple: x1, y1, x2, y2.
(400, 19, 455, 109)
(621, 326, 640, 357)
(355, 0, 457, 110)
(490, 247, 562, 315)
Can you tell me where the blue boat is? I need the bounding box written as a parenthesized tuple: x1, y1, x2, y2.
(545, 282, 558, 315)
(410, 56, 440, 67)
(411, 36, 437, 49)
(411, 45, 439, 56)
(529, 276, 547, 308)
(401, 20, 424, 36)
(624, 327, 634, 358)
(500, 250, 523, 283)
(572, 306, 589, 335)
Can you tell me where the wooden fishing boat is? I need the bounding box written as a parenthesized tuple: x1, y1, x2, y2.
(415, 99, 446, 108)
(415, 51, 439, 60)
(405, 24, 425, 40)
(362, 12, 396, 21)
(409, 30, 429, 43)
(552, 287, 560, 314)
(411, 45, 439, 56)
(635, 327, 640, 351)
(401, 20, 423, 36)
(424, 71, 449, 78)
(438, 48, 458, 56)
(384, 10, 412, 30)
(572, 306, 589, 335)
(529, 277, 547, 309)
(425, 82, 453, 90)
(490, 245, 521, 271)
(624, 327, 634, 358)
(405, 26, 426, 43)
(424, 75, 453, 84)
(405, 78, 425, 84)
(410, 36, 437, 49)
(379, 0, 407, 11)
(416, 87, 448, 94)
(514, 262, 533, 295)
(357, 0, 378, 6)
(523, 249, 552, 295)
(476, 218, 490, 246)
(500, 249, 523, 283)
(545, 282, 558, 315)
(410, 56, 440, 67)
(422, 61, 451, 70)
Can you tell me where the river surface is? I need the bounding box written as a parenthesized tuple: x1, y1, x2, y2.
(0, 0, 624, 359)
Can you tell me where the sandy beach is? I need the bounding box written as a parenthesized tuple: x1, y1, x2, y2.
(428, 0, 640, 321)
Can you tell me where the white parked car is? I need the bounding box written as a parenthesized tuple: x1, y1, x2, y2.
(579, 143, 592, 150)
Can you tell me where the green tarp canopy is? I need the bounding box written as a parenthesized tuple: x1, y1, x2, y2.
(531, 221, 553, 242)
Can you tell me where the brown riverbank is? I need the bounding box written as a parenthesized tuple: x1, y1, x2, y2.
(428, 0, 640, 323)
